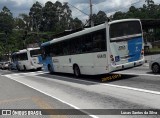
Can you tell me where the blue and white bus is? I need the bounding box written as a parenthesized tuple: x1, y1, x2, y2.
(41, 19, 144, 77)
(11, 52, 19, 70)
(12, 48, 43, 71)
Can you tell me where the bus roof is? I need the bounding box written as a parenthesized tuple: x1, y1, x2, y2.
(12, 51, 19, 55)
(41, 41, 50, 47)
(18, 49, 27, 53)
(12, 47, 40, 55)
(41, 19, 140, 45)
(27, 47, 40, 51)
(50, 23, 106, 44)
(108, 19, 140, 25)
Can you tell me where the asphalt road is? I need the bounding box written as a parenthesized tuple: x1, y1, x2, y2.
(0, 70, 91, 118)
(0, 64, 160, 118)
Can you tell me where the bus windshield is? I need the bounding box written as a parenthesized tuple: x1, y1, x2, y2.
(11, 54, 17, 61)
(30, 49, 41, 57)
(110, 21, 142, 39)
(17, 53, 28, 61)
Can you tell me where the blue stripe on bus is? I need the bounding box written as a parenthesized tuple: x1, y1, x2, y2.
(42, 56, 54, 72)
(128, 37, 142, 62)
(38, 55, 43, 64)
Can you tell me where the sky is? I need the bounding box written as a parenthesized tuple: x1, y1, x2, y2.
(0, 0, 160, 22)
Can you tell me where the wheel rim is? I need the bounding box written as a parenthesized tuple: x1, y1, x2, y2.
(74, 66, 80, 76)
(153, 64, 159, 73)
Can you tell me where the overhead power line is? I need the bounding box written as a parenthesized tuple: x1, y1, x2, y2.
(64, 1, 94, 27)
(105, 0, 144, 14)
(64, 2, 89, 16)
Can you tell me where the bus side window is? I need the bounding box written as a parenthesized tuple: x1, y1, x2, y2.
(63, 41, 70, 55)
(93, 29, 106, 52)
(69, 39, 74, 54)
(76, 37, 83, 54)
(50, 44, 59, 57)
(70, 37, 82, 54)
(81, 34, 93, 53)
(19, 53, 28, 61)
(52, 42, 63, 56)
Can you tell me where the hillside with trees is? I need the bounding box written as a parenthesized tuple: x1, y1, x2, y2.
(0, 0, 160, 60)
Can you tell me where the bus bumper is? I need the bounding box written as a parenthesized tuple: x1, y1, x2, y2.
(110, 59, 145, 72)
(29, 64, 43, 70)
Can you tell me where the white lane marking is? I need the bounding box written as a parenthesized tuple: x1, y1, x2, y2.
(6, 71, 48, 76)
(113, 72, 160, 77)
(48, 74, 160, 95)
(4, 71, 160, 97)
(38, 73, 160, 95)
(101, 83, 160, 95)
(4, 74, 98, 118)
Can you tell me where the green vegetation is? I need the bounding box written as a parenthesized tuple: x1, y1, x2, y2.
(0, 0, 160, 60)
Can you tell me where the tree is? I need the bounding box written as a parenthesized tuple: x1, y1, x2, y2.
(70, 17, 83, 30)
(112, 0, 158, 20)
(61, 2, 72, 29)
(54, 2, 73, 32)
(0, 6, 14, 33)
(91, 11, 108, 25)
(112, 11, 126, 20)
(19, 13, 31, 31)
(42, 1, 57, 31)
(0, 6, 14, 60)
(14, 14, 31, 31)
(29, 1, 43, 32)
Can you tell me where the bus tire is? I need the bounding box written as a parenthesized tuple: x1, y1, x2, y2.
(152, 63, 160, 73)
(73, 65, 81, 77)
(23, 66, 26, 71)
(48, 65, 53, 73)
(37, 67, 42, 71)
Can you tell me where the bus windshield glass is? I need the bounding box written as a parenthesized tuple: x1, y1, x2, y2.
(17, 53, 28, 61)
(30, 49, 41, 57)
(110, 21, 142, 39)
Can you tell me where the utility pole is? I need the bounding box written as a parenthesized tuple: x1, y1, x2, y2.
(89, 0, 94, 27)
(5, 31, 9, 61)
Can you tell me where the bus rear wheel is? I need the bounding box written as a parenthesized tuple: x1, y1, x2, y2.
(73, 65, 81, 77)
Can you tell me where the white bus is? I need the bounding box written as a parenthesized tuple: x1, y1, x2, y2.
(41, 19, 144, 77)
(12, 48, 42, 71)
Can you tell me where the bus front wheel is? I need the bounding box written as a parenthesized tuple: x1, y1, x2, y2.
(152, 63, 160, 73)
(73, 65, 81, 77)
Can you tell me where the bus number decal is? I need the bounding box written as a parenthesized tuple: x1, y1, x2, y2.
(97, 54, 106, 58)
(53, 59, 59, 63)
